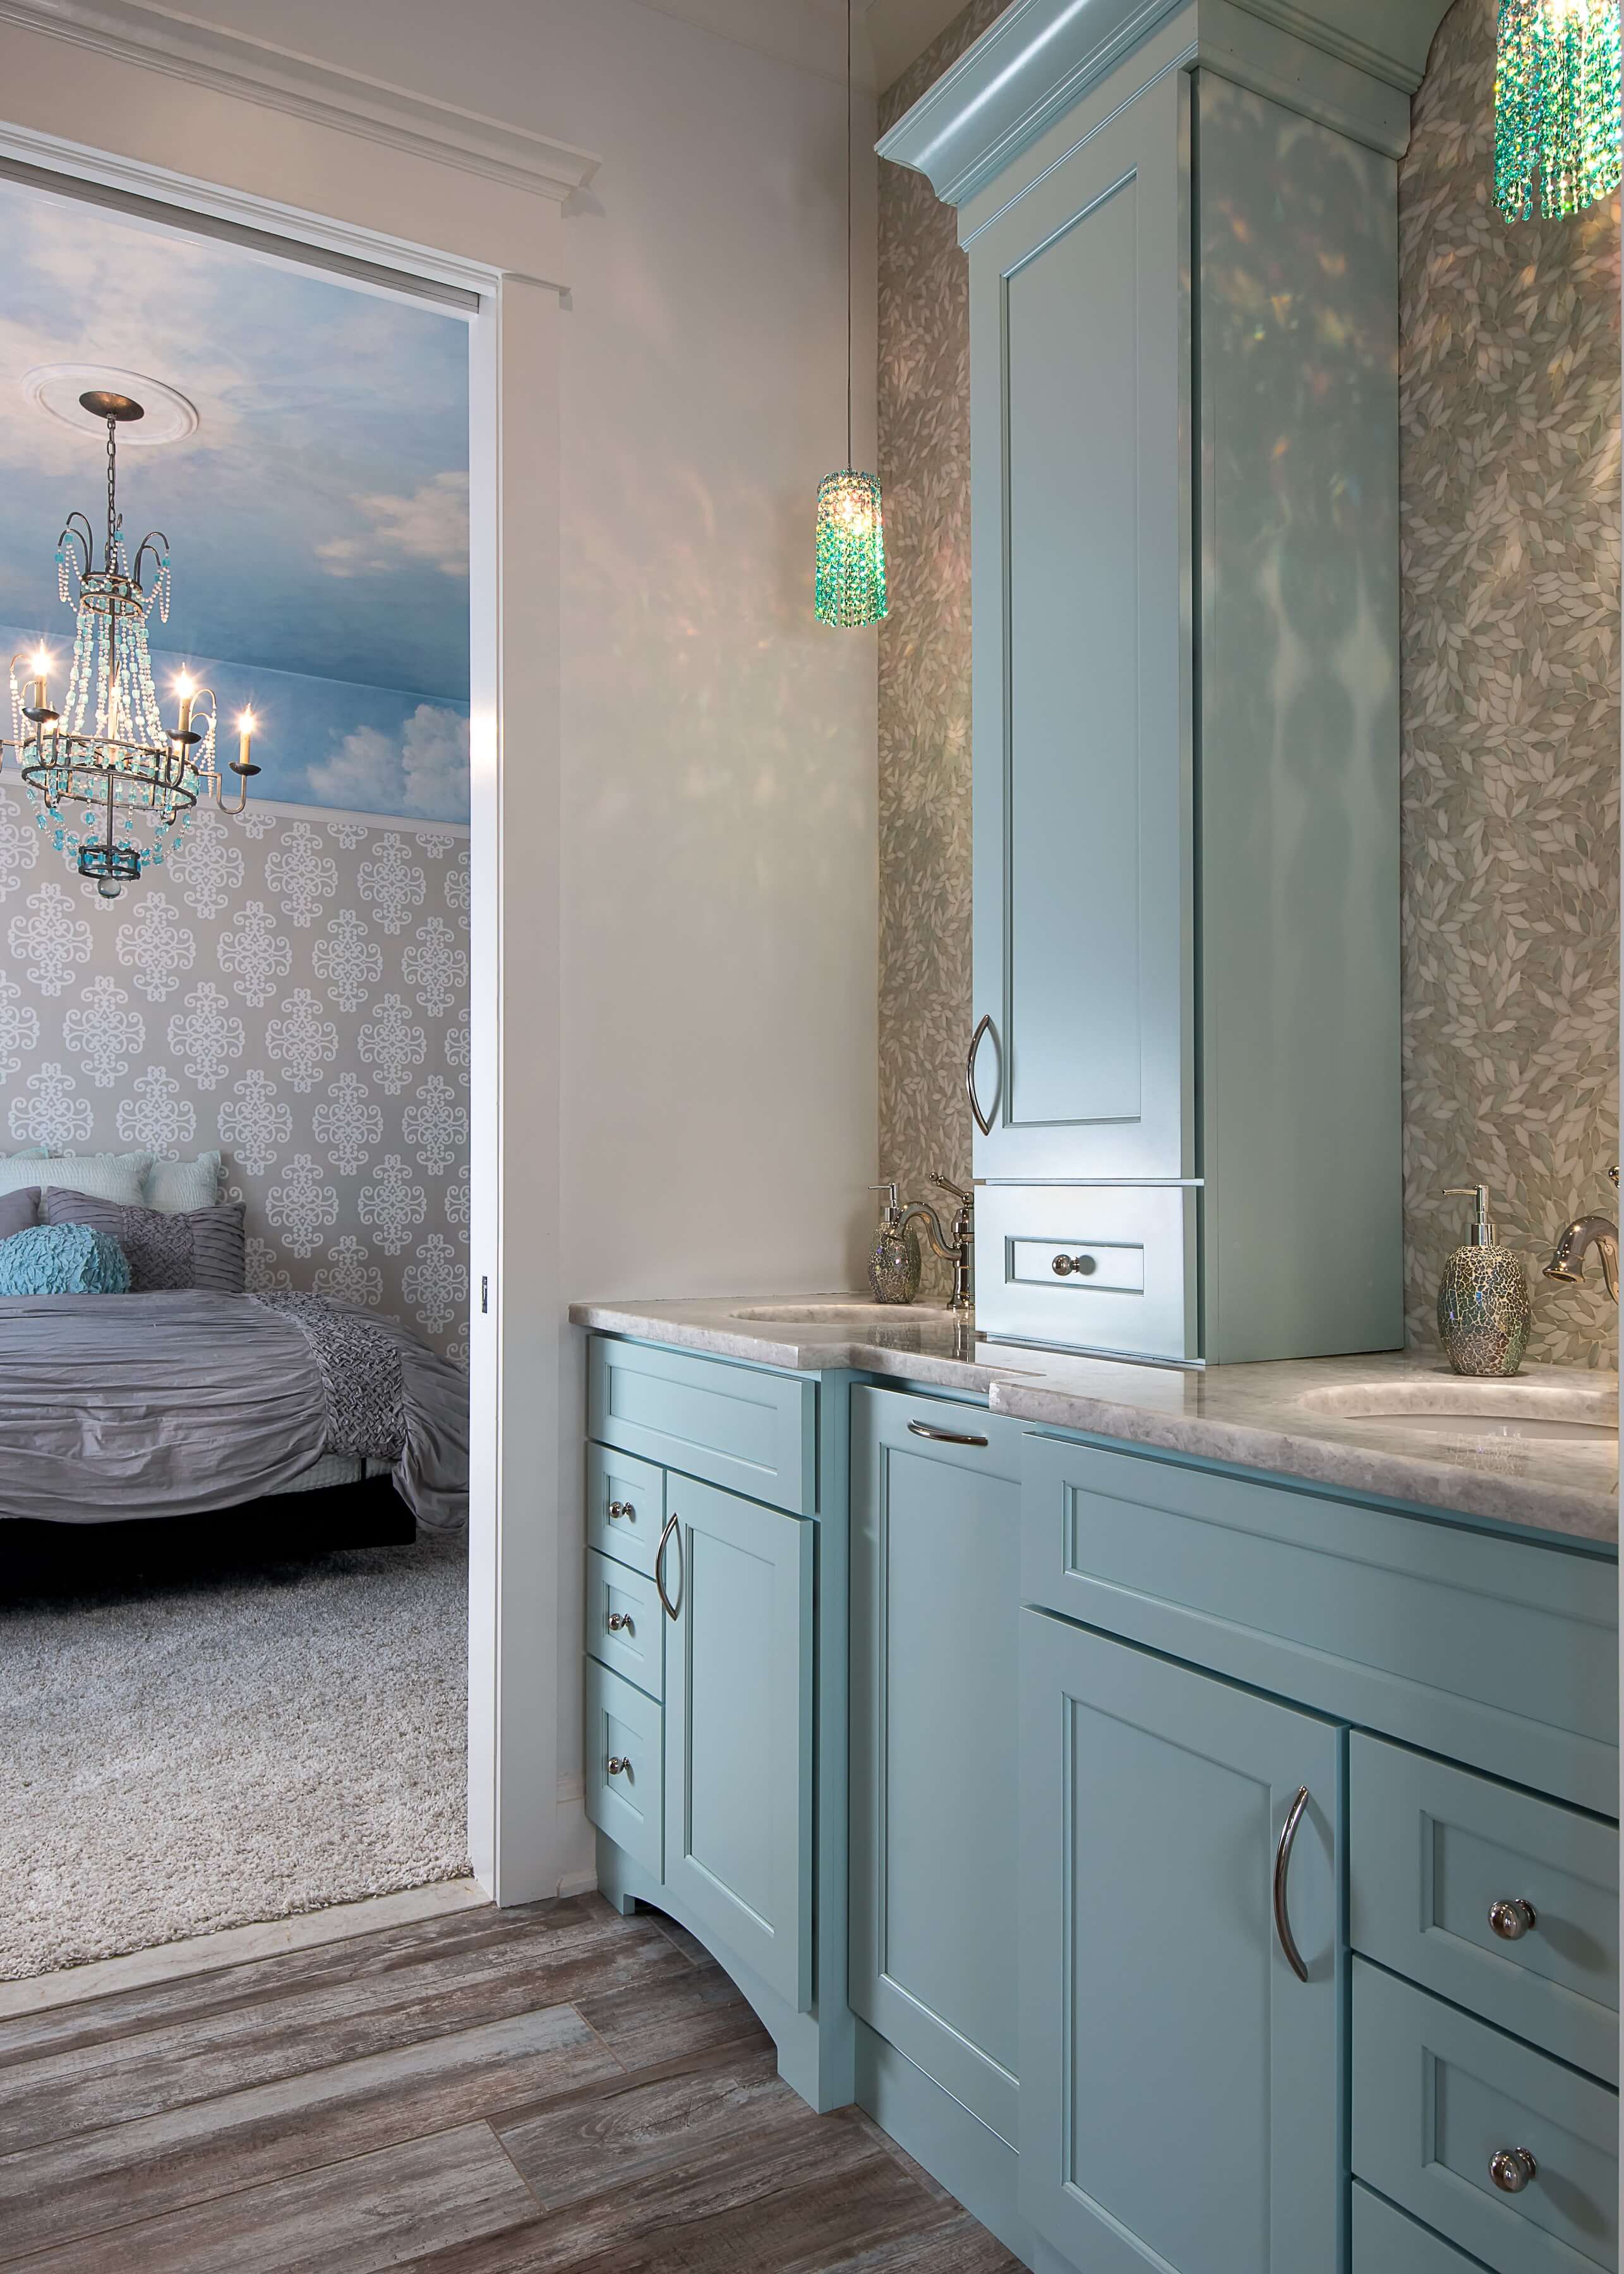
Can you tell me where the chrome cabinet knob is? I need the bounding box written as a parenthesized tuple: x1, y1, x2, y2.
(606, 1610, 633, 1634)
(1489, 2147, 1537, 2195)
(606, 1755, 630, 1777)
(1051, 1253, 1097, 1277)
(1489, 1898, 1537, 1942)
(607, 1499, 633, 1520)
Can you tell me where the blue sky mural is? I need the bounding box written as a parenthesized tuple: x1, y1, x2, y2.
(1, 622, 469, 822)
(0, 177, 470, 726)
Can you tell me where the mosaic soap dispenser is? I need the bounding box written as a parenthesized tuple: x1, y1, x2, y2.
(867, 1181, 922, 1305)
(1437, 1182, 1531, 1378)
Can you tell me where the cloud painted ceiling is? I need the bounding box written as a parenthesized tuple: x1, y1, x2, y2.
(0, 178, 469, 704)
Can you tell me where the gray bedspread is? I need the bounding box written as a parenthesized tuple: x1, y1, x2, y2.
(0, 1291, 468, 1531)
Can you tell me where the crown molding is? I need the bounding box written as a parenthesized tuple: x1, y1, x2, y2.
(0, 0, 601, 202)
(878, 0, 1450, 198)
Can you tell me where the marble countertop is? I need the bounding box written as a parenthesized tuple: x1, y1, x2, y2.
(568, 1294, 1620, 1546)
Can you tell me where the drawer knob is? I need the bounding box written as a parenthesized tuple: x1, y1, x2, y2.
(1489, 1898, 1537, 1942)
(606, 1755, 630, 1778)
(606, 1610, 634, 1634)
(1489, 2147, 1537, 2195)
(607, 1500, 634, 1520)
(1051, 1253, 1098, 1277)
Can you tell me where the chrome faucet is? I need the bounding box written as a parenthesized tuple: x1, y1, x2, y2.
(1543, 1165, 1620, 1304)
(899, 1173, 975, 1315)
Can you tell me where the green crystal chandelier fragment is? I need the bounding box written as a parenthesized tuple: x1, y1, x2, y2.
(1494, 0, 1621, 220)
(815, 469, 888, 629)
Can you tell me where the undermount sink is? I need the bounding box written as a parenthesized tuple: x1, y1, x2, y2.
(1294, 1379, 1617, 1445)
(728, 1301, 941, 1325)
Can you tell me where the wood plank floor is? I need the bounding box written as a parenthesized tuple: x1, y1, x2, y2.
(0, 1891, 1022, 2271)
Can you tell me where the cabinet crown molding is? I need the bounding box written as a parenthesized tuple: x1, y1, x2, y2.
(0, 0, 601, 201)
(876, 0, 1454, 198)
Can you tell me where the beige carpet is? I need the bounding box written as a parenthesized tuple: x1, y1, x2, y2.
(1, 1527, 470, 1982)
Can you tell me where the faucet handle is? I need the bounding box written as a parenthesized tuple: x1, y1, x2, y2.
(929, 1171, 971, 1206)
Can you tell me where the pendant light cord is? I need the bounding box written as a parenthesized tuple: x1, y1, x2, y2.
(845, 0, 853, 469)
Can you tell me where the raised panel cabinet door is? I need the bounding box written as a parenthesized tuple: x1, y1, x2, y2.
(1020, 1610, 1344, 2274)
(969, 64, 1191, 1182)
(849, 1390, 1025, 2144)
(662, 1474, 815, 2012)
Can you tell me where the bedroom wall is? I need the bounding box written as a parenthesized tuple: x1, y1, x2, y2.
(0, 788, 472, 1361)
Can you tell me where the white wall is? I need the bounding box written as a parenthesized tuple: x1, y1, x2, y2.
(107, 0, 882, 1870)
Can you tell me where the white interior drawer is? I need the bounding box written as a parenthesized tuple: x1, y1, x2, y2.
(975, 1183, 1198, 1359)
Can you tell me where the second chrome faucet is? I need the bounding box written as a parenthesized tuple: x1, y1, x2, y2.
(899, 1174, 975, 1315)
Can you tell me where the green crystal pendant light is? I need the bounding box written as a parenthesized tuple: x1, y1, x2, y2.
(815, 0, 887, 629)
(1494, 0, 1621, 221)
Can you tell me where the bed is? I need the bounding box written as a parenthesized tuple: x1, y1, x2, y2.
(0, 1289, 468, 1533)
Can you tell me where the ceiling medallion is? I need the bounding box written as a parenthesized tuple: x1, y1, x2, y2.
(22, 363, 200, 446)
(3, 393, 259, 902)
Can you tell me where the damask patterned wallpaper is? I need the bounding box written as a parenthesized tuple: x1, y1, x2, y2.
(877, 0, 1620, 1359)
(0, 792, 471, 1362)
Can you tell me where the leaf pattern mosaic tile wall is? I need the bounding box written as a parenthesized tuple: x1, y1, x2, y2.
(0, 793, 471, 1363)
(1399, 0, 1618, 1368)
(878, 0, 1620, 1357)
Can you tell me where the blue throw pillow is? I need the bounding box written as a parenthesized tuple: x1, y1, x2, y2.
(0, 1222, 131, 1295)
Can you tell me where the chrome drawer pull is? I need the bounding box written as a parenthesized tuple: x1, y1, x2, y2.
(1051, 1254, 1098, 1277)
(606, 1755, 630, 1778)
(655, 1512, 682, 1622)
(605, 1610, 634, 1635)
(966, 1013, 998, 1138)
(1489, 1898, 1537, 1942)
(908, 1419, 990, 1448)
(1490, 2147, 1537, 2195)
(607, 1500, 634, 1520)
(1273, 1786, 1311, 1983)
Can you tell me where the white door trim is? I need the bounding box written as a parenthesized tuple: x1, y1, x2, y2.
(0, 8, 595, 1904)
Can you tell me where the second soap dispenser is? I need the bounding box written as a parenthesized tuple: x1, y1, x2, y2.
(1437, 1182, 1531, 1377)
(867, 1181, 922, 1305)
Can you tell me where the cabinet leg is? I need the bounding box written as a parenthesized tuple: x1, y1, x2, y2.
(595, 1832, 641, 1917)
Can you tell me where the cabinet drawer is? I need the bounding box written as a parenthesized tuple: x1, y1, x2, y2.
(1351, 1735, 1618, 2083)
(975, 1183, 1197, 1359)
(1354, 2184, 1493, 2274)
(586, 1548, 664, 1703)
(589, 1336, 816, 1513)
(1021, 1433, 1618, 1815)
(584, 1659, 663, 1884)
(1352, 1958, 1618, 2274)
(586, 1443, 665, 1580)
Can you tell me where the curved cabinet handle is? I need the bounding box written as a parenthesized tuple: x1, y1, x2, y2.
(654, 1511, 682, 1623)
(1273, 1786, 1311, 1983)
(907, 1418, 990, 1448)
(966, 1014, 999, 1138)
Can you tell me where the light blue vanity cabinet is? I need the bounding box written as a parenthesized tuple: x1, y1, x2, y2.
(848, 1389, 1026, 2148)
(582, 1335, 845, 2111)
(877, 1, 1442, 1362)
(1020, 1613, 1344, 2274)
(1016, 1422, 1619, 2274)
(578, 1324, 1619, 2274)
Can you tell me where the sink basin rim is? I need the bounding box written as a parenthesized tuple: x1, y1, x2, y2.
(1294, 1378, 1616, 1440)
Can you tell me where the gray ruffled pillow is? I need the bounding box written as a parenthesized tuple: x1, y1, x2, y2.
(42, 1189, 246, 1294)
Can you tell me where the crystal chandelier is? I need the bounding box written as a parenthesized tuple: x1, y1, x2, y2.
(1495, 0, 1622, 220)
(4, 390, 259, 901)
(814, 0, 887, 629)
